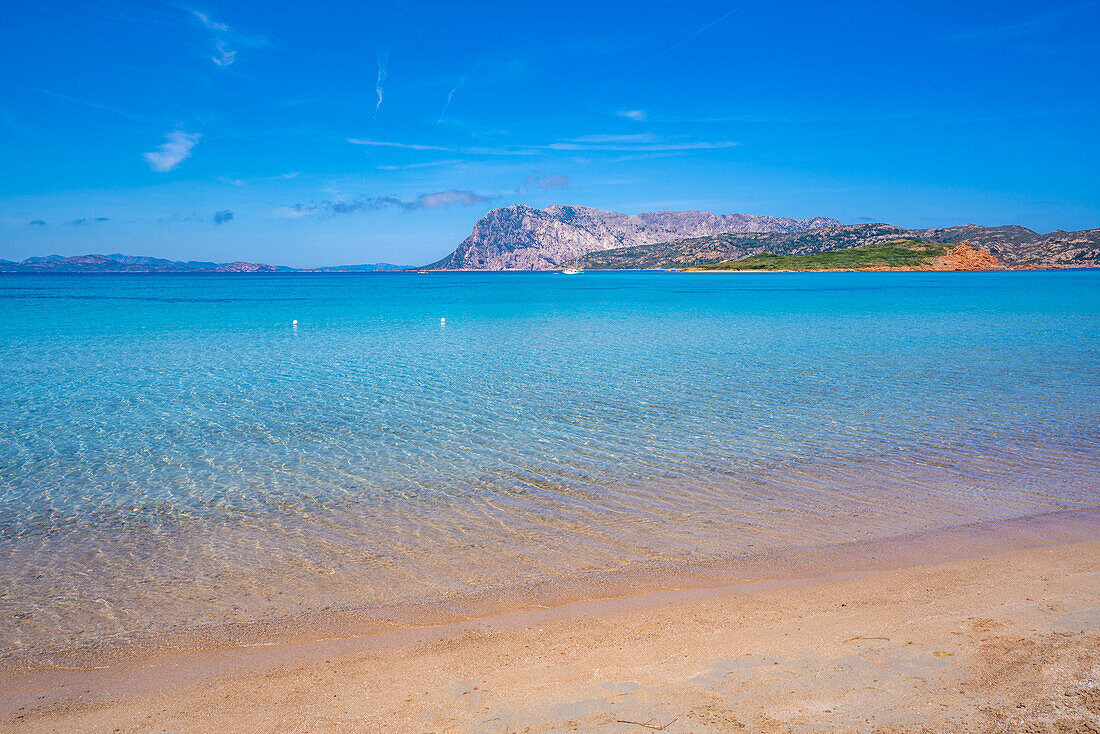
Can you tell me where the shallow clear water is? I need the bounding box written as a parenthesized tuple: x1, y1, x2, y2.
(1, 271, 1098, 661)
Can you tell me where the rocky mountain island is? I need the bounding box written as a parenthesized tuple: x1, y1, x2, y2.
(423, 205, 839, 270)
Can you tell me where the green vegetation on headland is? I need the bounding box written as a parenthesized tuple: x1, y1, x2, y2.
(568, 221, 1091, 270)
(697, 240, 949, 271)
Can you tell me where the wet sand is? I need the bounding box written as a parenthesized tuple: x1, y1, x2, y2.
(2, 534, 1098, 733)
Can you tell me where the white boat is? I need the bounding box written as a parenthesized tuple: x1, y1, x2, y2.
(561, 267, 583, 275)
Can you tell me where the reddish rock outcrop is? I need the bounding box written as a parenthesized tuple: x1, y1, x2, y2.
(934, 241, 1005, 270)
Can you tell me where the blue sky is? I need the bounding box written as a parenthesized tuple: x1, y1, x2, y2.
(2, 0, 1098, 267)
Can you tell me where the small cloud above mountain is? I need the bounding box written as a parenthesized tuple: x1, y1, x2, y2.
(522, 174, 569, 190)
(413, 190, 487, 210)
(282, 189, 489, 217)
(213, 209, 234, 225)
(516, 174, 568, 193)
(617, 110, 647, 121)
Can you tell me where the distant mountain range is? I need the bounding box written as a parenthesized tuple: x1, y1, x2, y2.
(564, 223, 1100, 270)
(4, 206, 1098, 273)
(424, 205, 839, 270)
(0, 254, 407, 273)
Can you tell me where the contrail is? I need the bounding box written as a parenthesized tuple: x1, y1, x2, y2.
(601, 0, 757, 92)
(438, 75, 466, 122)
(374, 49, 389, 117)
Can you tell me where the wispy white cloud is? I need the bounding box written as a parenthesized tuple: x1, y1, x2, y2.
(347, 138, 452, 151)
(192, 11, 228, 32)
(459, 146, 539, 157)
(617, 110, 647, 121)
(376, 159, 463, 171)
(273, 206, 313, 219)
(281, 189, 489, 217)
(947, 3, 1095, 43)
(344, 134, 730, 157)
(219, 171, 300, 186)
(519, 174, 569, 191)
(540, 133, 738, 152)
(40, 90, 145, 121)
(568, 133, 659, 144)
(190, 9, 264, 67)
(602, 1, 756, 91)
(439, 76, 467, 122)
(413, 190, 486, 210)
(213, 42, 236, 67)
(143, 131, 201, 172)
(544, 142, 739, 151)
(374, 49, 389, 117)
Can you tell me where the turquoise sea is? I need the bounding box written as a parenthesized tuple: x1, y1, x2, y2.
(1, 271, 1098, 663)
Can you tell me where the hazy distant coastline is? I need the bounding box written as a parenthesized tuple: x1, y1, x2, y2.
(6, 205, 1098, 274)
(0, 254, 408, 274)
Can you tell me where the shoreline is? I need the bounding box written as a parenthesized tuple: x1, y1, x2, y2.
(5, 266, 1093, 274)
(2, 509, 1098, 731)
(677, 265, 1066, 273)
(2, 508, 1097, 675)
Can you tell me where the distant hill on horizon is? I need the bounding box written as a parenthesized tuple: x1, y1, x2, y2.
(0, 253, 409, 274)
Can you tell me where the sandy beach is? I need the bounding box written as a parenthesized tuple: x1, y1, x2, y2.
(1, 532, 1096, 733)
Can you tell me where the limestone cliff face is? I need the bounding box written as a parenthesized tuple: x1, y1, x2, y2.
(424, 205, 839, 270)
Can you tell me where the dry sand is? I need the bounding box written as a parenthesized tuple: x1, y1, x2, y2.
(1, 537, 1098, 733)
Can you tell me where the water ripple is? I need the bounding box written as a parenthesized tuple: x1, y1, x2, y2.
(0, 271, 1097, 661)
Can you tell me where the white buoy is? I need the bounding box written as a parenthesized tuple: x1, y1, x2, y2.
(440, 317, 446, 325)
(292, 319, 298, 325)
